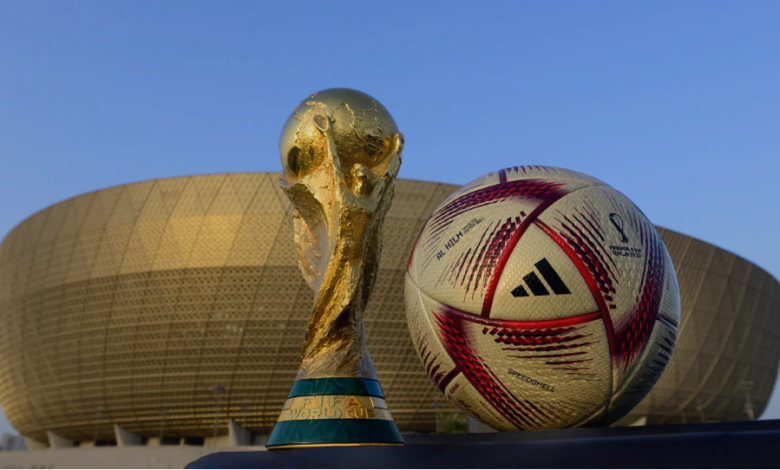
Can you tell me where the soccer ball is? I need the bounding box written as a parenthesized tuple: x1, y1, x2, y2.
(405, 166, 680, 430)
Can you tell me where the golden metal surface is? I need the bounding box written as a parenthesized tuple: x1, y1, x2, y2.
(278, 88, 403, 380)
(281, 396, 388, 410)
(0, 173, 777, 443)
(276, 395, 391, 422)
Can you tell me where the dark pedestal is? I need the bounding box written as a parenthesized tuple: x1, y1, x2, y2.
(187, 419, 780, 469)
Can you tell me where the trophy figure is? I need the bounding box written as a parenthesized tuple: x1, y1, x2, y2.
(266, 88, 405, 448)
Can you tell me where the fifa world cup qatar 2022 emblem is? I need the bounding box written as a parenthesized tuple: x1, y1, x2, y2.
(266, 89, 405, 448)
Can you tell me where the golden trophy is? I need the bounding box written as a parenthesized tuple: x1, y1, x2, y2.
(266, 88, 405, 448)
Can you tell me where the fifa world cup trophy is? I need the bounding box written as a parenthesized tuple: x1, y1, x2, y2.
(265, 89, 405, 448)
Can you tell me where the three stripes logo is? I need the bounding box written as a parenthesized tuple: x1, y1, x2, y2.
(511, 258, 571, 297)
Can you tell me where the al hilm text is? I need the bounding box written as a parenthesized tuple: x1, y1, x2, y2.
(435, 217, 483, 261)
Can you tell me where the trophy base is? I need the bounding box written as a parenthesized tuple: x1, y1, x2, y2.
(266, 378, 404, 449)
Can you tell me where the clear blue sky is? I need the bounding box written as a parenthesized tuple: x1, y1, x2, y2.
(1, 1, 779, 435)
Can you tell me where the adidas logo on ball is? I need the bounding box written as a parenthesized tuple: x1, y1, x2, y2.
(510, 258, 571, 297)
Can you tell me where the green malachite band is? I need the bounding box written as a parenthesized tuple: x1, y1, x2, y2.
(268, 378, 402, 448)
(266, 418, 404, 447)
(287, 378, 385, 398)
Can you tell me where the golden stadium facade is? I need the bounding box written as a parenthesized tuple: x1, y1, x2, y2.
(0, 173, 777, 445)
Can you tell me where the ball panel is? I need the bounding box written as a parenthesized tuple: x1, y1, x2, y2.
(534, 186, 670, 365)
(406, 225, 425, 287)
(534, 185, 677, 396)
(435, 171, 503, 208)
(405, 272, 460, 392)
(569, 404, 609, 428)
(502, 165, 607, 187)
(437, 166, 601, 211)
(534, 186, 648, 331)
(659, 246, 682, 327)
(443, 372, 517, 431)
(604, 319, 678, 425)
(425, 296, 612, 430)
(491, 223, 599, 321)
(414, 197, 549, 316)
(412, 179, 591, 316)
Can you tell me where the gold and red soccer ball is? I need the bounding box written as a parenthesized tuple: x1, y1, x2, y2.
(405, 166, 681, 430)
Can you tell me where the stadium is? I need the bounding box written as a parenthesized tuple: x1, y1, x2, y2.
(0, 173, 777, 447)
